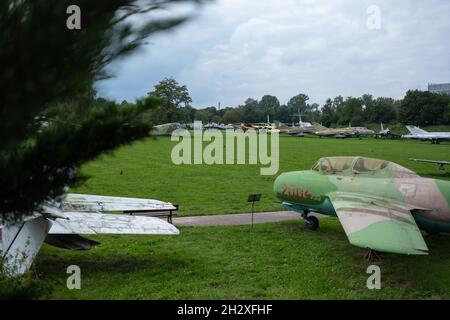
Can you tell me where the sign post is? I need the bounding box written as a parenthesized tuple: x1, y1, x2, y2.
(247, 194, 262, 228)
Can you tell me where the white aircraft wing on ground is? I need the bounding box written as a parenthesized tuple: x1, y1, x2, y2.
(49, 211, 179, 235)
(1, 194, 179, 277)
(60, 193, 177, 212)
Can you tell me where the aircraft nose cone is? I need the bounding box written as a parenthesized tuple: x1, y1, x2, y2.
(273, 173, 282, 188)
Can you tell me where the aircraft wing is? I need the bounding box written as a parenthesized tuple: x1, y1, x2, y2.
(406, 125, 428, 135)
(409, 158, 450, 166)
(61, 193, 176, 212)
(327, 192, 428, 255)
(49, 211, 179, 235)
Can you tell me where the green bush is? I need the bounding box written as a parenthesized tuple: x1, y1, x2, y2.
(0, 257, 53, 300)
(0, 274, 53, 300)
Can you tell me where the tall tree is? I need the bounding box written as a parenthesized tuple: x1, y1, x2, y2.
(222, 108, 243, 124)
(195, 106, 220, 123)
(148, 78, 193, 122)
(332, 96, 345, 115)
(445, 101, 450, 124)
(287, 93, 309, 114)
(274, 105, 291, 124)
(240, 98, 259, 123)
(259, 95, 280, 110)
(308, 103, 321, 122)
(420, 93, 450, 125)
(339, 97, 364, 126)
(399, 90, 450, 125)
(0, 0, 202, 222)
(258, 95, 280, 121)
(320, 98, 340, 127)
(399, 90, 422, 124)
(365, 97, 398, 124)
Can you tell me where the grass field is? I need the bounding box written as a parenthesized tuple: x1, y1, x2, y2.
(72, 135, 450, 216)
(33, 134, 450, 299)
(38, 220, 450, 299)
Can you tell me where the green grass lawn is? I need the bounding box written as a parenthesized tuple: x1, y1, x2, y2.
(34, 135, 450, 300)
(72, 135, 450, 216)
(38, 220, 450, 299)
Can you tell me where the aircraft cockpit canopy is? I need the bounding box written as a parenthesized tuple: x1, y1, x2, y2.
(312, 157, 389, 175)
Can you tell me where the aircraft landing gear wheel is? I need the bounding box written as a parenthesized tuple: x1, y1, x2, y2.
(305, 216, 319, 231)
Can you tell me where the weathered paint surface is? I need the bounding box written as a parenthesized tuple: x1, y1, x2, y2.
(49, 211, 179, 235)
(61, 193, 177, 212)
(1, 216, 52, 277)
(328, 192, 428, 255)
(274, 156, 450, 255)
(315, 126, 375, 137)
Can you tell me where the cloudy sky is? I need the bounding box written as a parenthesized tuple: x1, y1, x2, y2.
(96, 0, 450, 108)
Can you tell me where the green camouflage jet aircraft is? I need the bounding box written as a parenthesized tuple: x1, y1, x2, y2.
(274, 156, 450, 255)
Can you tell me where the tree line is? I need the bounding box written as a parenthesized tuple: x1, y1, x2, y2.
(141, 78, 450, 127)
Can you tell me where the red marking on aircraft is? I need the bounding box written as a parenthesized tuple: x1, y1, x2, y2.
(281, 184, 314, 200)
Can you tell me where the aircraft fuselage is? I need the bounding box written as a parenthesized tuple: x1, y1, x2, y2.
(274, 170, 450, 233)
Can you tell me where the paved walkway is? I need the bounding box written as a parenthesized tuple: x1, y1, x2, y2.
(172, 211, 321, 227)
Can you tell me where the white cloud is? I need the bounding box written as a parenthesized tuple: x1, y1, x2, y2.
(97, 0, 450, 107)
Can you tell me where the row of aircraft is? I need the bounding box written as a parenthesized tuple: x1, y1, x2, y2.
(152, 120, 450, 144)
(152, 120, 376, 137)
(281, 122, 381, 138)
(283, 123, 450, 143)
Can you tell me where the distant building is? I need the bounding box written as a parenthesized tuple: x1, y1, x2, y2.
(428, 83, 450, 95)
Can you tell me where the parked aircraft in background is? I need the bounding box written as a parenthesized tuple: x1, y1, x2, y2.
(251, 116, 280, 133)
(0, 194, 179, 277)
(375, 123, 399, 139)
(289, 114, 313, 128)
(204, 122, 234, 130)
(237, 123, 257, 132)
(402, 126, 450, 144)
(257, 124, 280, 134)
(279, 123, 327, 137)
(315, 126, 375, 138)
(274, 156, 450, 255)
(410, 158, 450, 170)
(151, 123, 183, 136)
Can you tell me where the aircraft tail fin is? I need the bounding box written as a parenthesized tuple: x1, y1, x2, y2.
(313, 123, 327, 131)
(406, 125, 428, 135)
(1, 217, 52, 277)
(381, 123, 384, 131)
